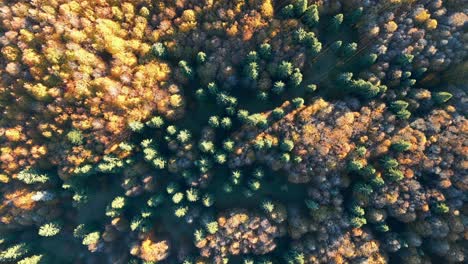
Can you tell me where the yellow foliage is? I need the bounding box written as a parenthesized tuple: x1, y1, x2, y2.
(169, 94, 183, 108)
(182, 9, 196, 22)
(19, 29, 35, 43)
(385, 21, 398, 32)
(22, 49, 42, 66)
(0, 174, 9, 183)
(24, 83, 50, 101)
(68, 30, 88, 43)
(426, 19, 437, 30)
(2, 46, 20, 61)
(5, 127, 22, 142)
(414, 9, 430, 23)
(260, 0, 274, 18)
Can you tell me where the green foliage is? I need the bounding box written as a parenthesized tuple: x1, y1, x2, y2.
(277, 61, 293, 79)
(220, 117, 232, 129)
(294, 0, 308, 16)
(0, 243, 29, 261)
(199, 140, 215, 153)
(67, 129, 84, 145)
(376, 223, 390, 232)
(202, 194, 214, 207)
(177, 129, 191, 143)
(17, 169, 50, 184)
(174, 206, 188, 218)
(259, 43, 272, 59)
(272, 81, 286, 94)
(179, 60, 193, 78)
(18, 255, 43, 264)
(281, 4, 295, 18)
(186, 188, 199, 202)
(350, 216, 367, 228)
(38, 222, 61, 237)
(172, 192, 184, 204)
(146, 116, 165, 128)
(245, 62, 259, 80)
(303, 5, 319, 27)
(341, 42, 358, 57)
(206, 221, 219, 234)
(272, 108, 285, 120)
(433, 202, 449, 214)
(151, 43, 166, 58)
(397, 53, 414, 65)
(291, 97, 304, 108)
(82, 232, 100, 246)
(280, 139, 295, 152)
(223, 139, 235, 152)
(331, 13, 344, 31)
(386, 168, 404, 182)
(392, 140, 412, 152)
(290, 68, 303, 87)
(128, 121, 144, 132)
(197, 51, 207, 64)
(208, 116, 220, 128)
(247, 113, 268, 128)
(281, 153, 291, 163)
(433, 92, 453, 104)
(306, 84, 317, 93)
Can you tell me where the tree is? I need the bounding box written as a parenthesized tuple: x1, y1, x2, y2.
(306, 84, 317, 93)
(179, 60, 193, 78)
(277, 61, 293, 79)
(206, 222, 219, 234)
(199, 140, 215, 153)
(172, 192, 184, 204)
(433, 92, 453, 104)
(272, 81, 286, 94)
(0, 243, 29, 262)
(17, 169, 50, 184)
(290, 68, 303, 87)
(223, 139, 235, 152)
(82, 232, 100, 246)
(202, 194, 214, 207)
(67, 129, 84, 145)
(151, 43, 166, 58)
(18, 255, 43, 264)
(291, 97, 304, 108)
(245, 62, 259, 80)
(197, 51, 206, 64)
(208, 116, 220, 128)
(294, 0, 308, 16)
(281, 4, 295, 18)
(259, 43, 271, 59)
(331, 13, 344, 31)
(186, 188, 199, 202)
(341, 42, 358, 57)
(280, 139, 295, 152)
(350, 217, 367, 228)
(146, 116, 164, 128)
(177, 130, 191, 143)
(220, 117, 232, 129)
(392, 140, 412, 152)
(38, 222, 61, 237)
(272, 108, 285, 119)
(303, 5, 319, 27)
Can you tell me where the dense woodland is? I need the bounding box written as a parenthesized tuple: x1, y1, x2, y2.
(0, 0, 466, 263)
